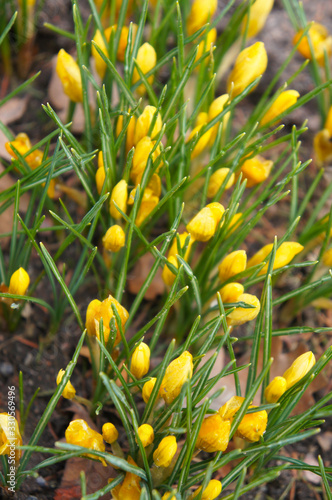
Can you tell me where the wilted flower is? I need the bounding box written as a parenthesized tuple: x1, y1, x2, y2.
(260, 90, 300, 126)
(85, 294, 129, 344)
(0, 413, 22, 462)
(65, 419, 106, 465)
(187, 0, 218, 36)
(131, 342, 150, 379)
(241, 0, 274, 38)
(160, 351, 193, 404)
(264, 376, 287, 403)
(240, 155, 273, 187)
(56, 49, 83, 102)
(110, 179, 128, 219)
(226, 293, 261, 326)
(102, 225, 126, 252)
(102, 422, 119, 444)
(137, 424, 154, 447)
(162, 256, 178, 287)
(247, 241, 303, 274)
(56, 369, 76, 399)
(219, 282, 244, 303)
(132, 43, 157, 95)
(153, 436, 177, 467)
(142, 377, 159, 403)
(218, 250, 247, 282)
(196, 414, 231, 452)
(293, 22, 332, 66)
(282, 351, 316, 389)
(186, 202, 225, 242)
(8, 267, 30, 297)
(227, 42, 268, 98)
(189, 479, 222, 500)
(112, 456, 141, 500)
(208, 94, 230, 145)
(134, 105, 163, 145)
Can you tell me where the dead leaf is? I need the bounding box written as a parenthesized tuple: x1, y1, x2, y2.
(128, 253, 165, 300)
(0, 96, 28, 127)
(317, 431, 332, 452)
(303, 454, 321, 484)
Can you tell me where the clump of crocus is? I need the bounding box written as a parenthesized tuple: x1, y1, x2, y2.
(187, 0, 217, 36)
(132, 43, 157, 95)
(160, 351, 193, 404)
(196, 414, 231, 452)
(241, 0, 274, 38)
(65, 419, 106, 465)
(142, 377, 159, 403)
(240, 155, 273, 187)
(218, 250, 247, 282)
(219, 396, 268, 442)
(227, 42, 268, 98)
(56, 49, 83, 102)
(188, 479, 222, 500)
(219, 282, 244, 303)
(137, 424, 154, 447)
(134, 105, 163, 145)
(102, 225, 126, 252)
(260, 90, 300, 126)
(8, 267, 30, 297)
(110, 179, 128, 219)
(56, 369, 76, 399)
(131, 342, 150, 379)
(226, 293, 261, 326)
(0, 413, 23, 462)
(247, 241, 303, 275)
(264, 376, 287, 403)
(85, 294, 129, 344)
(153, 436, 177, 467)
(293, 22, 332, 66)
(186, 202, 225, 242)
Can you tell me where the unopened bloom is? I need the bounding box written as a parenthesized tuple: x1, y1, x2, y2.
(314, 105, 332, 165)
(260, 90, 300, 126)
(208, 168, 235, 198)
(187, 122, 212, 159)
(186, 202, 225, 242)
(195, 28, 217, 64)
(142, 377, 159, 403)
(160, 351, 193, 404)
(85, 294, 129, 344)
(219, 396, 267, 442)
(168, 232, 194, 261)
(219, 282, 244, 303)
(247, 241, 303, 275)
(112, 456, 141, 500)
(189, 479, 222, 500)
(110, 179, 128, 219)
(282, 351, 316, 389)
(131, 342, 150, 379)
(116, 111, 136, 153)
(131, 136, 161, 183)
(102, 225, 126, 252)
(134, 105, 163, 145)
(187, 0, 217, 36)
(241, 0, 274, 38)
(162, 493, 177, 500)
(227, 42, 268, 98)
(0, 413, 22, 462)
(227, 293, 260, 326)
(322, 248, 332, 267)
(95, 166, 106, 194)
(8, 267, 30, 296)
(137, 424, 154, 447)
(208, 94, 230, 145)
(132, 43, 157, 95)
(293, 22, 332, 66)
(102, 422, 119, 444)
(135, 189, 160, 227)
(218, 250, 247, 282)
(196, 414, 231, 452)
(153, 436, 177, 467)
(162, 256, 178, 287)
(5, 133, 43, 169)
(65, 419, 106, 465)
(240, 155, 273, 187)
(264, 376, 287, 403)
(56, 49, 83, 102)
(56, 369, 76, 399)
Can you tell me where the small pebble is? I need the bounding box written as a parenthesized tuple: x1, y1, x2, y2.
(36, 476, 47, 487)
(0, 362, 14, 377)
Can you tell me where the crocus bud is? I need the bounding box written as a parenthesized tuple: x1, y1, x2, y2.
(219, 282, 244, 303)
(110, 179, 128, 219)
(264, 376, 287, 403)
(135, 189, 160, 227)
(187, 0, 218, 37)
(208, 94, 230, 145)
(241, 0, 274, 38)
(56, 49, 83, 102)
(112, 456, 141, 499)
(219, 395, 246, 420)
(189, 479, 222, 500)
(5, 133, 43, 170)
(131, 342, 150, 379)
(153, 436, 177, 467)
(85, 299, 102, 336)
(247, 241, 304, 275)
(196, 414, 231, 452)
(219, 396, 267, 442)
(187, 123, 212, 159)
(218, 250, 247, 282)
(131, 136, 160, 183)
(132, 43, 157, 95)
(322, 248, 332, 267)
(160, 351, 193, 404)
(195, 28, 217, 64)
(102, 422, 119, 444)
(134, 105, 163, 145)
(260, 90, 299, 126)
(0, 413, 22, 462)
(65, 419, 106, 465)
(8, 267, 30, 296)
(196, 112, 209, 127)
(227, 42, 268, 98)
(85, 295, 129, 345)
(186, 202, 225, 242)
(293, 23, 332, 66)
(162, 493, 176, 500)
(168, 232, 194, 261)
(282, 351, 316, 389)
(116, 111, 136, 153)
(314, 129, 332, 166)
(162, 256, 178, 287)
(142, 377, 159, 403)
(102, 225, 126, 252)
(56, 369, 76, 399)
(96, 165, 106, 194)
(137, 424, 154, 447)
(240, 155, 273, 187)
(226, 293, 261, 326)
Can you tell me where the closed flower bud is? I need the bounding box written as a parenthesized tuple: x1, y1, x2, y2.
(219, 395, 245, 420)
(162, 493, 177, 500)
(5, 133, 43, 170)
(227, 42, 268, 98)
(247, 241, 303, 275)
(227, 213, 242, 236)
(168, 232, 194, 261)
(102, 422, 119, 444)
(325, 106, 332, 134)
(241, 155, 273, 187)
(162, 256, 178, 287)
(226, 293, 261, 326)
(260, 90, 300, 126)
(195, 28, 217, 65)
(85, 295, 129, 344)
(264, 376, 287, 403)
(135, 189, 160, 227)
(131, 342, 150, 379)
(293, 23, 332, 66)
(153, 436, 177, 467)
(132, 43, 157, 95)
(116, 111, 136, 153)
(322, 247, 332, 267)
(102, 225, 126, 252)
(242, 0, 274, 38)
(65, 419, 106, 465)
(187, 0, 217, 37)
(196, 414, 231, 452)
(160, 351, 193, 404)
(189, 479, 222, 500)
(186, 203, 225, 242)
(112, 456, 141, 500)
(56, 49, 83, 102)
(110, 179, 128, 219)
(131, 136, 160, 183)
(208, 168, 235, 198)
(137, 424, 154, 447)
(219, 396, 267, 442)
(187, 123, 212, 159)
(96, 165, 106, 194)
(208, 94, 230, 145)
(0, 413, 22, 462)
(196, 112, 209, 127)
(314, 129, 332, 166)
(219, 282, 244, 303)
(56, 369, 76, 399)
(282, 351, 316, 389)
(86, 299, 102, 336)
(8, 267, 30, 296)
(134, 105, 163, 145)
(142, 377, 159, 403)
(218, 250, 247, 282)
